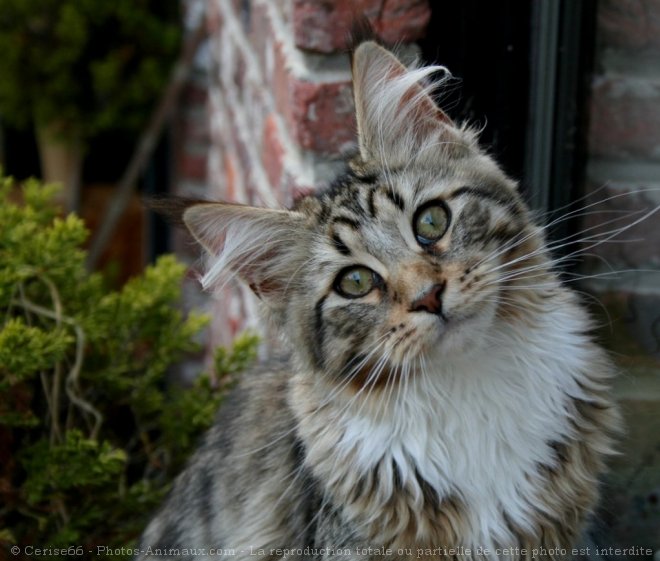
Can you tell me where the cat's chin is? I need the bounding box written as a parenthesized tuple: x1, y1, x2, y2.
(421, 310, 495, 359)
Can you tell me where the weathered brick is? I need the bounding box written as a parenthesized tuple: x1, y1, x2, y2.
(240, 80, 269, 151)
(222, 1, 357, 156)
(598, 0, 660, 52)
(290, 184, 316, 202)
(223, 152, 239, 202)
(181, 83, 209, 107)
(180, 113, 210, 146)
(206, 0, 223, 34)
(589, 76, 660, 161)
(290, 79, 356, 154)
(171, 226, 198, 262)
(262, 114, 286, 188)
(270, 39, 356, 154)
(580, 182, 660, 268)
(178, 150, 208, 182)
(249, 1, 277, 82)
(230, 123, 258, 201)
(293, 0, 431, 53)
(208, 286, 246, 349)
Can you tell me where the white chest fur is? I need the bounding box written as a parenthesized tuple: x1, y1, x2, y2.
(295, 308, 595, 549)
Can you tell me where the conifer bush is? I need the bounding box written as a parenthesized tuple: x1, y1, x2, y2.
(0, 0, 180, 136)
(0, 176, 258, 558)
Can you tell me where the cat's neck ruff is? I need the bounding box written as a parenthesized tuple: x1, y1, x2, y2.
(291, 293, 598, 551)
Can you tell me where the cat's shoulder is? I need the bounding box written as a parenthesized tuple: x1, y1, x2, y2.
(201, 353, 297, 454)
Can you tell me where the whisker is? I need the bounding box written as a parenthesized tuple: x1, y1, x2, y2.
(473, 193, 658, 275)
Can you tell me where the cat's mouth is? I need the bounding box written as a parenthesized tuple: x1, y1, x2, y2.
(341, 311, 486, 390)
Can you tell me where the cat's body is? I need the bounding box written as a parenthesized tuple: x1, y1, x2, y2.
(137, 40, 620, 560)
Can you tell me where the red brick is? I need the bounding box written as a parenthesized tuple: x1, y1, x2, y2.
(234, 133, 253, 186)
(290, 80, 356, 154)
(206, 0, 223, 34)
(270, 38, 356, 155)
(249, 2, 278, 87)
(223, 153, 238, 201)
(209, 287, 244, 349)
(290, 184, 316, 202)
(581, 182, 660, 267)
(262, 114, 286, 188)
(180, 114, 210, 146)
(178, 151, 208, 181)
(223, 106, 260, 201)
(239, 3, 355, 156)
(598, 0, 660, 51)
(171, 227, 198, 262)
(589, 76, 660, 161)
(293, 0, 431, 53)
(181, 84, 209, 107)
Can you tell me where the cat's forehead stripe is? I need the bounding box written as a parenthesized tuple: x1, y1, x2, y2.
(319, 178, 409, 226)
(331, 232, 352, 256)
(312, 293, 329, 369)
(369, 184, 406, 215)
(331, 215, 361, 230)
(447, 185, 521, 216)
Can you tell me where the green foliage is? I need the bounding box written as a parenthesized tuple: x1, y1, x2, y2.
(0, 176, 259, 558)
(0, 0, 180, 139)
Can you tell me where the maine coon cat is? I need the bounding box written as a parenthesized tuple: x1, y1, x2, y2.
(137, 39, 621, 560)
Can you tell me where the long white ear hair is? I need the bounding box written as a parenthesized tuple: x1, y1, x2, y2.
(352, 41, 473, 167)
(182, 203, 308, 303)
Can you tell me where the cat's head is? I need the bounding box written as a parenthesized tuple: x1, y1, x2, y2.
(183, 41, 548, 386)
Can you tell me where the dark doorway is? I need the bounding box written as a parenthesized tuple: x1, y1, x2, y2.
(419, 1, 532, 186)
(419, 0, 597, 230)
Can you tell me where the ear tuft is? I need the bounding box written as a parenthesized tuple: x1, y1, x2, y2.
(351, 41, 461, 165)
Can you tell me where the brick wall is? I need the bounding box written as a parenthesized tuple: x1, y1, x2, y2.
(177, 0, 430, 350)
(171, 0, 213, 379)
(583, 0, 660, 552)
(584, 0, 660, 343)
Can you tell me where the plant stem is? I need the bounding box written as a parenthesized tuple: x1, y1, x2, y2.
(9, 297, 103, 439)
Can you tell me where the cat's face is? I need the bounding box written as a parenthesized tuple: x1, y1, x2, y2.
(293, 161, 535, 382)
(184, 41, 546, 387)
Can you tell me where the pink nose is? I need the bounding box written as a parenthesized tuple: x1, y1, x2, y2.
(410, 282, 446, 315)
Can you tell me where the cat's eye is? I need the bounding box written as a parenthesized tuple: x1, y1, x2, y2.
(413, 201, 450, 245)
(334, 266, 379, 298)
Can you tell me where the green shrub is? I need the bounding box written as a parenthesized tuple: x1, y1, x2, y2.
(0, 0, 180, 137)
(0, 176, 259, 558)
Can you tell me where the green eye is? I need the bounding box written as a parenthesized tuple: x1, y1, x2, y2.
(334, 266, 379, 298)
(413, 201, 450, 245)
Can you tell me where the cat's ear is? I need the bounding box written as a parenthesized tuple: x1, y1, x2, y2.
(183, 203, 308, 301)
(351, 41, 462, 165)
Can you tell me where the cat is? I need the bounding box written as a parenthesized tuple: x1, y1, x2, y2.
(137, 39, 622, 561)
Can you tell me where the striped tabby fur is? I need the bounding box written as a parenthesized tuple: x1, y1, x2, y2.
(137, 41, 621, 561)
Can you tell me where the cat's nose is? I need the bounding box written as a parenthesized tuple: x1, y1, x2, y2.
(410, 282, 446, 315)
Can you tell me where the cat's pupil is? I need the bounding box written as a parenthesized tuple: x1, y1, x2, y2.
(335, 266, 376, 298)
(414, 202, 449, 244)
